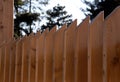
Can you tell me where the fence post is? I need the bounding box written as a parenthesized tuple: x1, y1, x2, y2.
(0, 0, 13, 45)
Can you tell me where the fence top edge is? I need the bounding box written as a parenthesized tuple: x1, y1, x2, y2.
(46, 26, 56, 36)
(105, 6, 120, 21)
(65, 19, 77, 32)
(36, 28, 48, 39)
(35, 31, 41, 37)
(77, 16, 90, 29)
(56, 24, 67, 33)
(90, 11, 104, 25)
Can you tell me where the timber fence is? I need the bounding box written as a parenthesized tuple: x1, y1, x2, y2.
(1, 4, 120, 82)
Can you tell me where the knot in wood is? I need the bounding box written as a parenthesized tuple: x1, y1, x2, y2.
(0, 25, 3, 29)
(112, 57, 119, 66)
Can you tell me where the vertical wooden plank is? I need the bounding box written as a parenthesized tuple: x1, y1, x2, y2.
(0, 0, 13, 79)
(29, 33, 37, 82)
(75, 17, 89, 82)
(3, 42, 11, 82)
(0, 47, 3, 82)
(34, 32, 41, 82)
(21, 36, 30, 82)
(44, 27, 56, 82)
(0, 0, 13, 43)
(64, 20, 77, 82)
(15, 39, 23, 82)
(0, 0, 4, 44)
(103, 6, 120, 82)
(0, 48, 1, 79)
(36, 31, 47, 82)
(88, 12, 104, 82)
(9, 40, 17, 82)
(53, 25, 66, 82)
(3, 0, 13, 41)
(0, 46, 5, 82)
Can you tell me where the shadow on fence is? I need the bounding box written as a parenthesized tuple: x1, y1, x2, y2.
(1, 6, 120, 82)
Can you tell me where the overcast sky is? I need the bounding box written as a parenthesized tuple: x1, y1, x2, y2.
(43, 0, 93, 24)
(33, 0, 93, 32)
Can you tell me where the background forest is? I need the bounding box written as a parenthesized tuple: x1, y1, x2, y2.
(14, 0, 120, 38)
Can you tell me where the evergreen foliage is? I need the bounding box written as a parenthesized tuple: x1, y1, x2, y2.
(41, 4, 72, 31)
(14, 0, 49, 38)
(81, 0, 120, 19)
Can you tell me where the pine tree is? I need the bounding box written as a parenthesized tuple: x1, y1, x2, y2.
(14, 0, 49, 38)
(41, 4, 72, 31)
(81, 0, 120, 19)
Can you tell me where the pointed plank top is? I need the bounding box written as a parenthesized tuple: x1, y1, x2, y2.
(66, 19, 77, 33)
(91, 11, 104, 25)
(105, 6, 120, 20)
(77, 16, 90, 30)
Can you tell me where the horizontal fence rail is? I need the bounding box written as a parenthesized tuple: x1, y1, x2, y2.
(1, 6, 120, 82)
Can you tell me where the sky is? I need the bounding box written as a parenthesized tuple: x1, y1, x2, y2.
(32, 0, 93, 32)
(42, 0, 93, 24)
(21, 0, 94, 33)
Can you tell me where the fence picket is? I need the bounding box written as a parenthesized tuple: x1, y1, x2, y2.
(88, 12, 104, 82)
(9, 40, 17, 82)
(0, 47, 5, 82)
(0, 48, 1, 80)
(53, 24, 66, 82)
(36, 31, 47, 82)
(29, 33, 37, 82)
(64, 20, 77, 82)
(3, 42, 11, 82)
(21, 36, 30, 82)
(103, 6, 120, 82)
(15, 39, 23, 82)
(75, 17, 89, 82)
(44, 27, 56, 82)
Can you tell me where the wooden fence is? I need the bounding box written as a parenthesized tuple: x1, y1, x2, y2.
(0, 0, 13, 44)
(0, 2, 120, 82)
